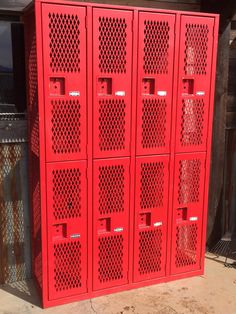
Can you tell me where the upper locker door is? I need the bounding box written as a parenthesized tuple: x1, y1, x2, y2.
(42, 4, 87, 162)
(136, 13, 175, 156)
(93, 9, 133, 158)
(175, 16, 214, 153)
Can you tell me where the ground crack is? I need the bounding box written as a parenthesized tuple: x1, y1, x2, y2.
(90, 299, 97, 314)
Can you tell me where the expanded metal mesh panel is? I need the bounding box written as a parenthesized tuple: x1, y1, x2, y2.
(175, 223, 198, 268)
(52, 168, 82, 220)
(140, 161, 164, 209)
(98, 99, 126, 152)
(184, 23, 209, 76)
(98, 235, 124, 283)
(98, 164, 125, 215)
(51, 99, 81, 155)
(180, 99, 205, 147)
(138, 229, 162, 275)
(48, 12, 81, 73)
(98, 17, 127, 74)
(0, 144, 30, 284)
(143, 20, 170, 75)
(141, 99, 167, 150)
(178, 159, 201, 205)
(53, 241, 82, 291)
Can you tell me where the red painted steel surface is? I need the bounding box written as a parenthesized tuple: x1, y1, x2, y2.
(42, 4, 87, 162)
(175, 16, 214, 153)
(133, 155, 169, 282)
(46, 161, 87, 299)
(24, 0, 219, 308)
(170, 153, 206, 275)
(93, 9, 133, 158)
(136, 13, 175, 155)
(93, 158, 130, 290)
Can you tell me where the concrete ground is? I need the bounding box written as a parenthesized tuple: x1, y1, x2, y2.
(0, 257, 236, 314)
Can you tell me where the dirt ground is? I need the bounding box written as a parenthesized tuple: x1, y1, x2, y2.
(0, 256, 236, 314)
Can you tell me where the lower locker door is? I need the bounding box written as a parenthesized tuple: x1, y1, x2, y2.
(46, 161, 87, 300)
(133, 155, 169, 282)
(171, 153, 206, 275)
(93, 158, 130, 290)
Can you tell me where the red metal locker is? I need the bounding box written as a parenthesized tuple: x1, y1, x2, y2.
(24, 0, 219, 307)
(136, 13, 175, 155)
(175, 16, 214, 153)
(46, 161, 87, 299)
(93, 8, 133, 158)
(170, 153, 206, 275)
(42, 4, 87, 162)
(93, 158, 130, 290)
(133, 155, 169, 282)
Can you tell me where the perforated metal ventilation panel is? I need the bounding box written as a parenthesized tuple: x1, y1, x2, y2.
(48, 12, 81, 73)
(184, 23, 209, 76)
(143, 20, 170, 75)
(98, 17, 127, 74)
(52, 168, 82, 220)
(140, 161, 165, 209)
(138, 229, 162, 275)
(98, 99, 126, 152)
(98, 164, 125, 215)
(141, 99, 167, 150)
(98, 235, 124, 283)
(175, 223, 198, 268)
(53, 241, 82, 292)
(178, 159, 201, 205)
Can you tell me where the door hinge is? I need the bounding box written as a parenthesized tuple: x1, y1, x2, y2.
(85, 15, 88, 28)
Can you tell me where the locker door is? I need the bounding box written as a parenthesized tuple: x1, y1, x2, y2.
(136, 13, 175, 155)
(175, 16, 214, 153)
(46, 161, 87, 300)
(171, 153, 206, 275)
(93, 9, 133, 158)
(42, 4, 87, 162)
(133, 155, 169, 282)
(93, 158, 130, 290)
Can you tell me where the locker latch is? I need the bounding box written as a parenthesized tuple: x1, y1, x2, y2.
(49, 77, 65, 96)
(182, 78, 194, 95)
(139, 212, 151, 227)
(177, 207, 188, 221)
(142, 78, 155, 95)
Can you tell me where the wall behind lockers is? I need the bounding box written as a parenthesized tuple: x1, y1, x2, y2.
(73, 0, 200, 11)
